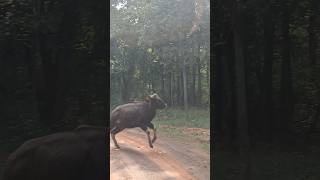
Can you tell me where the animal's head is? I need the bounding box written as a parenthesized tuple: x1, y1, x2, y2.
(145, 93, 167, 109)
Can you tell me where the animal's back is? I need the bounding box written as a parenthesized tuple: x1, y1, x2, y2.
(110, 102, 147, 127)
(2, 132, 86, 180)
(2, 128, 106, 180)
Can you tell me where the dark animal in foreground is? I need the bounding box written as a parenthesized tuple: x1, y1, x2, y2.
(110, 93, 167, 149)
(1, 125, 107, 180)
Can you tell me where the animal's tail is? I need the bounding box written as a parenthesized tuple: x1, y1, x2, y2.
(110, 121, 114, 130)
(110, 111, 118, 133)
(109, 117, 116, 132)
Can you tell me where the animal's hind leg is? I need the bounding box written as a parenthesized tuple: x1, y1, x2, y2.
(148, 123, 157, 144)
(111, 134, 119, 149)
(140, 126, 153, 148)
(111, 126, 123, 149)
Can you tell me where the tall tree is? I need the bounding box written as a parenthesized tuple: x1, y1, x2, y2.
(280, 0, 294, 133)
(232, 1, 251, 179)
(260, 1, 275, 140)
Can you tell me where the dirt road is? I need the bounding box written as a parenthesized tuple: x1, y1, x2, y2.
(110, 128, 210, 180)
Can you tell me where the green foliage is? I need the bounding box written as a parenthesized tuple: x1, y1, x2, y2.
(0, 0, 107, 145)
(110, 0, 210, 108)
(213, 0, 320, 178)
(153, 108, 210, 152)
(154, 108, 210, 129)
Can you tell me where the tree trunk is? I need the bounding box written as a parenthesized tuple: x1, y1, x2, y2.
(197, 43, 202, 106)
(206, 53, 209, 87)
(233, 1, 251, 179)
(92, 0, 108, 126)
(161, 64, 165, 98)
(260, 3, 274, 141)
(182, 58, 188, 110)
(121, 52, 135, 103)
(308, 0, 318, 66)
(306, 0, 320, 136)
(172, 73, 176, 106)
(168, 72, 173, 106)
(121, 72, 129, 102)
(192, 63, 196, 106)
(213, 41, 234, 144)
(32, 0, 60, 126)
(29, 0, 78, 128)
(280, 1, 294, 133)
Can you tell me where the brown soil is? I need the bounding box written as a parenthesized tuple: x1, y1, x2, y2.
(110, 128, 210, 180)
(159, 125, 210, 143)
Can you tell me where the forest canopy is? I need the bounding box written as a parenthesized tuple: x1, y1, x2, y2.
(110, 0, 210, 109)
(0, 0, 107, 142)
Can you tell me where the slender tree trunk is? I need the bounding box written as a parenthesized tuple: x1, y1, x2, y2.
(168, 72, 172, 106)
(177, 42, 188, 110)
(182, 59, 188, 110)
(308, 0, 318, 66)
(233, 1, 251, 179)
(213, 44, 223, 141)
(307, 0, 320, 136)
(161, 64, 165, 97)
(172, 73, 176, 106)
(53, 0, 79, 127)
(206, 53, 209, 87)
(29, 0, 78, 128)
(197, 43, 202, 106)
(33, 0, 61, 126)
(224, 38, 235, 146)
(180, 70, 184, 107)
(92, 0, 108, 126)
(175, 70, 179, 105)
(260, 3, 274, 140)
(32, 0, 46, 126)
(121, 52, 135, 102)
(192, 63, 196, 106)
(280, 1, 294, 133)
(212, 0, 223, 132)
(121, 72, 128, 102)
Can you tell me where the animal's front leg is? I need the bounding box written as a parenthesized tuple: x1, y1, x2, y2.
(140, 126, 153, 148)
(111, 133, 119, 149)
(148, 122, 157, 143)
(111, 126, 123, 149)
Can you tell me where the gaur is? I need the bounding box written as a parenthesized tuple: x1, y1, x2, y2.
(110, 93, 167, 149)
(1, 125, 107, 180)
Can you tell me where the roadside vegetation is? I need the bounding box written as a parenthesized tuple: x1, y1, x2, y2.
(154, 108, 210, 152)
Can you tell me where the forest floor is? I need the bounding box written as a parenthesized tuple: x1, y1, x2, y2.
(0, 108, 211, 179)
(0, 126, 210, 180)
(110, 128, 210, 180)
(154, 108, 210, 152)
(110, 108, 211, 180)
(214, 135, 320, 180)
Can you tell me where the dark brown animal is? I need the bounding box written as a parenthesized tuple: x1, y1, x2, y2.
(1, 125, 107, 180)
(110, 93, 167, 149)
